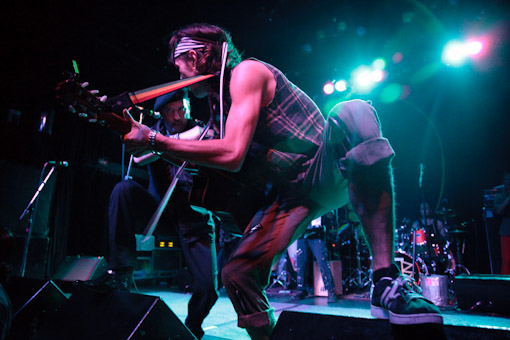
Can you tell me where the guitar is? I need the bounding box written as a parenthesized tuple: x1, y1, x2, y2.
(55, 77, 266, 235)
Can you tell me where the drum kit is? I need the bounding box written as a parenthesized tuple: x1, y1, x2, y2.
(268, 206, 472, 307)
(394, 209, 470, 278)
(393, 209, 472, 307)
(329, 207, 471, 304)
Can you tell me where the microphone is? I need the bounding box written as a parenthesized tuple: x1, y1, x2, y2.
(47, 161, 69, 167)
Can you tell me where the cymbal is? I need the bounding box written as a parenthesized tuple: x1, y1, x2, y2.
(435, 209, 456, 217)
(448, 229, 468, 234)
(328, 223, 350, 234)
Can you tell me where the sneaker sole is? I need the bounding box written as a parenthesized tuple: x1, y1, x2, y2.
(371, 305, 389, 319)
(371, 305, 443, 325)
(388, 311, 443, 325)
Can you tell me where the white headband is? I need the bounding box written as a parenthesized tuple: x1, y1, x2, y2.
(174, 37, 216, 59)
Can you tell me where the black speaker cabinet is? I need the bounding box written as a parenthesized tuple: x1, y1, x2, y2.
(4, 278, 67, 340)
(454, 274, 510, 315)
(52, 255, 108, 291)
(34, 287, 197, 340)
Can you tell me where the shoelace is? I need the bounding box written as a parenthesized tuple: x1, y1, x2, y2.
(380, 276, 422, 307)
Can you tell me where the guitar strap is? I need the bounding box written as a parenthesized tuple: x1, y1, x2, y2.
(105, 74, 215, 114)
(130, 74, 215, 104)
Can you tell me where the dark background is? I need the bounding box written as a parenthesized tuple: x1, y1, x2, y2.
(0, 0, 509, 275)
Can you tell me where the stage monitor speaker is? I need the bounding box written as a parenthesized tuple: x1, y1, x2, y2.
(34, 287, 197, 340)
(4, 278, 67, 340)
(52, 255, 108, 291)
(454, 274, 510, 315)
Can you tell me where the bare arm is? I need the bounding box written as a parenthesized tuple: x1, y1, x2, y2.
(122, 60, 275, 172)
(132, 125, 215, 166)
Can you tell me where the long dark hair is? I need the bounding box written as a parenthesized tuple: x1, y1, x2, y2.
(168, 23, 242, 74)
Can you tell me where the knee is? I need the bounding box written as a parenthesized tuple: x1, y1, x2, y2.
(330, 99, 374, 120)
(221, 260, 248, 289)
(334, 100, 381, 136)
(221, 261, 237, 287)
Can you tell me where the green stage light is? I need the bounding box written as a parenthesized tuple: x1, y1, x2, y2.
(372, 58, 386, 70)
(379, 83, 403, 104)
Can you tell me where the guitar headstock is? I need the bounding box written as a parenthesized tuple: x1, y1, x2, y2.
(55, 78, 106, 122)
(55, 78, 130, 134)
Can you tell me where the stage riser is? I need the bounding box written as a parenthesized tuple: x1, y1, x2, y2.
(454, 274, 510, 315)
(270, 311, 510, 340)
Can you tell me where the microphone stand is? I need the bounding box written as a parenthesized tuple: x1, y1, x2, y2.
(19, 163, 57, 277)
(414, 163, 425, 280)
(411, 227, 417, 279)
(482, 205, 494, 274)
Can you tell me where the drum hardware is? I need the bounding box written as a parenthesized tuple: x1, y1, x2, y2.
(395, 251, 423, 283)
(394, 219, 411, 253)
(408, 224, 457, 307)
(435, 208, 457, 219)
(342, 223, 371, 293)
(410, 227, 419, 280)
(448, 225, 470, 275)
(420, 274, 450, 307)
(353, 226, 371, 290)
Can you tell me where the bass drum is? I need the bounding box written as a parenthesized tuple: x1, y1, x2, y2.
(394, 251, 423, 284)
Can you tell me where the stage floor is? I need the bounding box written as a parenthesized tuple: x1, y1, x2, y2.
(135, 283, 510, 340)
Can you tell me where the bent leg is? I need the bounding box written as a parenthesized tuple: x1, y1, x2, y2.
(108, 180, 159, 269)
(348, 161, 395, 272)
(329, 100, 395, 272)
(221, 199, 318, 340)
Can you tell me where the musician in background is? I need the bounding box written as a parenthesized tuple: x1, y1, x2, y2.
(412, 202, 448, 241)
(412, 202, 455, 274)
(293, 215, 337, 303)
(494, 172, 510, 274)
(77, 89, 217, 340)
